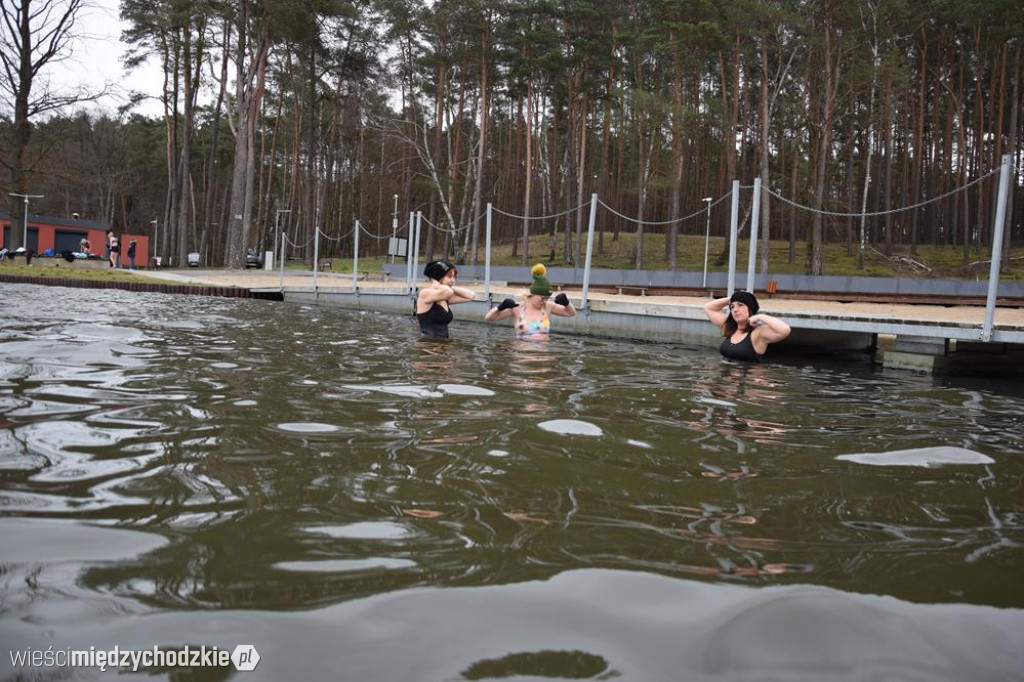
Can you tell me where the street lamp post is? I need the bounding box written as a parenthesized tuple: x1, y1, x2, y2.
(150, 219, 158, 264)
(274, 209, 291, 270)
(701, 197, 713, 289)
(390, 194, 399, 264)
(9, 192, 44, 247)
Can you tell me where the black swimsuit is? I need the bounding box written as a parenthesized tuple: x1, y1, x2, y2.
(417, 303, 454, 338)
(720, 331, 763, 362)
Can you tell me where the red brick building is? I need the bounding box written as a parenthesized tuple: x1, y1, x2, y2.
(1, 213, 150, 265)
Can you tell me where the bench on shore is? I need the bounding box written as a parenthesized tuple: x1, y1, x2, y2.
(617, 285, 647, 296)
(318, 258, 333, 270)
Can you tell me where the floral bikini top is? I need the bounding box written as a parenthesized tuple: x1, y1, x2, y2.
(516, 306, 550, 339)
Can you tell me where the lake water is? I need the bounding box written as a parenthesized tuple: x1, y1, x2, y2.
(1, 282, 1022, 681)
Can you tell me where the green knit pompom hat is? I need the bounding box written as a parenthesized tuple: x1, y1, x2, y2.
(529, 263, 552, 296)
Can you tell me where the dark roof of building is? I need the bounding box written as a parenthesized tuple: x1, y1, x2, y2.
(0, 212, 110, 230)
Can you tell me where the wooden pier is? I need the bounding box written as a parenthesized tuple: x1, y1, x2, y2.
(6, 268, 1023, 375)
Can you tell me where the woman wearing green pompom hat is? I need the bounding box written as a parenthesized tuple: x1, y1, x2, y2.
(484, 263, 575, 339)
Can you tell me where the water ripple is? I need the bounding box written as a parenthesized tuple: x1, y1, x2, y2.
(0, 282, 1021, 621)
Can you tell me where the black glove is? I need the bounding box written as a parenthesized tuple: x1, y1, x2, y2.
(496, 297, 519, 311)
(554, 293, 570, 307)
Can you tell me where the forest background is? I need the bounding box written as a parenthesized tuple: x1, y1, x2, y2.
(1, 0, 1021, 274)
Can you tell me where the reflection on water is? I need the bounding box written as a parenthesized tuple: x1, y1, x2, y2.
(1, 283, 1022, 679)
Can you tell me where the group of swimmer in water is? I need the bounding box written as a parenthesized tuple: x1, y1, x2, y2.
(415, 259, 791, 361)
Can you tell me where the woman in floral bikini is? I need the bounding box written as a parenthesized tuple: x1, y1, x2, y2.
(484, 263, 575, 339)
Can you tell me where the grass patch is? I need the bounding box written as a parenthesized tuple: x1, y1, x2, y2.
(465, 232, 1024, 280)
(0, 262, 187, 285)
(10, 237, 1016, 283)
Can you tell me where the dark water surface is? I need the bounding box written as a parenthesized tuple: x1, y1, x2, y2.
(1, 283, 1022, 681)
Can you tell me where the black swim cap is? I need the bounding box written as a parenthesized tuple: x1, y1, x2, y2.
(424, 260, 456, 281)
(729, 290, 760, 315)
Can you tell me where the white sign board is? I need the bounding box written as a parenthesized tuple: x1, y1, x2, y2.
(388, 237, 408, 257)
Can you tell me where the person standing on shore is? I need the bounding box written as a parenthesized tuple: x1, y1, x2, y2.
(127, 240, 137, 270)
(107, 231, 120, 268)
(704, 291, 790, 361)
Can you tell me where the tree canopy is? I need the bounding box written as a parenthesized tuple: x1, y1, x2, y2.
(2, 0, 1021, 272)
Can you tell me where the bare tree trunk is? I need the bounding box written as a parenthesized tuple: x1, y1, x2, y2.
(668, 40, 684, 270)
(302, 45, 318, 263)
(599, 36, 617, 254)
(1002, 44, 1020, 268)
(201, 18, 230, 262)
(857, 1, 879, 269)
(758, 38, 771, 278)
(883, 78, 894, 256)
(3, 0, 90, 250)
(614, 80, 625, 242)
(225, 7, 270, 268)
(470, 20, 489, 266)
(633, 133, 655, 269)
(910, 33, 927, 257)
(937, 50, 973, 267)
(521, 80, 534, 265)
(175, 21, 195, 266)
(808, 3, 844, 276)
(161, 31, 180, 264)
(574, 93, 588, 266)
(563, 58, 579, 264)
(427, 54, 446, 261)
(974, 28, 987, 250)
(789, 135, 798, 264)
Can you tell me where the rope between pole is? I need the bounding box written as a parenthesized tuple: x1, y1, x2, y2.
(597, 192, 732, 225)
(491, 201, 588, 221)
(763, 166, 999, 218)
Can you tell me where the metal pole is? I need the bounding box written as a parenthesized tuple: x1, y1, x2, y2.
(581, 193, 598, 310)
(411, 211, 423, 295)
(726, 180, 740, 296)
(353, 219, 360, 292)
(982, 153, 1013, 342)
(391, 195, 398, 264)
(484, 203, 492, 299)
(279, 232, 286, 291)
(274, 209, 291, 270)
(405, 211, 415, 293)
(313, 227, 320, 293)
(746, 177, 761, 292)
(701, 197, 712, 288)
(9, 192, 43, 247)
(274, 212, 280, 269)
(151, 219, 158, 263)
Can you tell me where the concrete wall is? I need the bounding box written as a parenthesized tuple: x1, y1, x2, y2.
(285, 286, 1022, 375)
(290, 288, 738, 349)
(382, 264, 1024, 298)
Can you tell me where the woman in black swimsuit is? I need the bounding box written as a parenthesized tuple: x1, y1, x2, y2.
(415, 260, 476, 338)
(704, 291, 790, 361)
